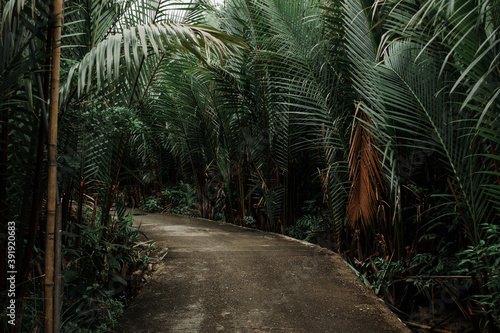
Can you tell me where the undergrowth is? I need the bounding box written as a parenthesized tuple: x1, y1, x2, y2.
(285, 200, 325, 242)
(141, 183, 195, 216)
(21, 200, 154, 332)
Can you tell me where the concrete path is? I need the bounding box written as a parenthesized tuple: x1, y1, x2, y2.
(115, 212, 409, 333)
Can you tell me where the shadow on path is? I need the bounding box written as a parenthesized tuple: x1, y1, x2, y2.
(116, 212, 409, 333)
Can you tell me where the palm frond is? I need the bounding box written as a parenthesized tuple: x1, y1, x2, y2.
(62, 22, 246, 100)
(347, 103, 384, 229)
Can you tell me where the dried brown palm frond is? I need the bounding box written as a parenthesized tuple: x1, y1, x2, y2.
(347, 102, 384, 230)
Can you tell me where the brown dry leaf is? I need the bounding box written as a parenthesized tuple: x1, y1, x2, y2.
(347, 102, 384, 229)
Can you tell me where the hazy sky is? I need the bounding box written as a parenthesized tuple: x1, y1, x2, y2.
(211, 0, 225, 6)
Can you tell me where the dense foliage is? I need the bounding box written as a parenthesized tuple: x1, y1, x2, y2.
(0, 0, 243, 331)
(1, 0, 499, 331)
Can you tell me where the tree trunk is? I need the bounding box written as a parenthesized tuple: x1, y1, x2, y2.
(44, 0, 63, 330)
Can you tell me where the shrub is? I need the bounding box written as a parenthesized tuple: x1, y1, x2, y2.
(162, 183, 195, 216)
(286, 200, 324, 242)
(141, 198, 164, 212)
(56, 205, 154, 331)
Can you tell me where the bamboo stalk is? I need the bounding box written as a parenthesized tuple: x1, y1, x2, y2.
(44, 0, 63, 331)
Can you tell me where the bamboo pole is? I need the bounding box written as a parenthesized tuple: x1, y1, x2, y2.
(44, 0, 63, 331)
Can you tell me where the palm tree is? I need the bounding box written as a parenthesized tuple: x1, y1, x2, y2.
(344, 0, 499, 327)
(156, 0, 351, 233)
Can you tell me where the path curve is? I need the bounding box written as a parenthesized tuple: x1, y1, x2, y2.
(116, 212, 409, 333)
